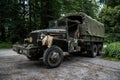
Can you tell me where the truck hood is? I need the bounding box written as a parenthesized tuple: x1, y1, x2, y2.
(31, 29, 66, 33)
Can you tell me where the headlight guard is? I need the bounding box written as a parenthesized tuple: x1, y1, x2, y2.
(40, 33, 46, 39)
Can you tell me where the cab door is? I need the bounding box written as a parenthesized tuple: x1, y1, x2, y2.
(67, 21, 80, 52)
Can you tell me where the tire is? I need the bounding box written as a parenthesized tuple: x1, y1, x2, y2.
(43, 45, 63, 68)
(89, 44, 98, 58)
(97, 44, 103, 56)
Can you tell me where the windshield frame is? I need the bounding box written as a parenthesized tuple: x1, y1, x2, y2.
(49, 19, 67, 29)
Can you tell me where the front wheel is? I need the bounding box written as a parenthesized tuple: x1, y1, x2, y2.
(43, 45, 63, 68)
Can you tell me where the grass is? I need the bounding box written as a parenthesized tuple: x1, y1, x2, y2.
(103, 42, 120, 61)
(103, 57, 120, 62)
(0, 42, 13, 49)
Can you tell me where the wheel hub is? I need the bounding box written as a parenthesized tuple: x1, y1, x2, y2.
(50, 52, 60, 63)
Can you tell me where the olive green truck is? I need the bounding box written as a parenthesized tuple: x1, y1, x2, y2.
(13, 12, 104, 68)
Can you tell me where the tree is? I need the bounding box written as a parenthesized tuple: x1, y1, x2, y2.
(0, 0, 99, 43)
(60, 0, 98, 18)
(40, 0, 61, 29)
(99, 0, 120, 42)
(0, 0, 13, 41)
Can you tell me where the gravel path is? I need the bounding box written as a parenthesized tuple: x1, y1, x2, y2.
(0, 49, 120, 80)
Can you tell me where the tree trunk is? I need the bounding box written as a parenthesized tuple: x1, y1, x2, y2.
(29, 0, 32, 32)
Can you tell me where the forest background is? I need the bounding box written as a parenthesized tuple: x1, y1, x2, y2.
(0, 0, 119, 44)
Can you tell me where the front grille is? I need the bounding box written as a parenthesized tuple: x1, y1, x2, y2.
(29, 33, 38, 45)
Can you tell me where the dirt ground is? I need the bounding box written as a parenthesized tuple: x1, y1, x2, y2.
(0, 49, 120, 80)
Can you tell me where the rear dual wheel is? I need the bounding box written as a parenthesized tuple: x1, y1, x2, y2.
(89, 44, 98, 58)
(89, 44, 103, 58)
(97, 44, 103, 56)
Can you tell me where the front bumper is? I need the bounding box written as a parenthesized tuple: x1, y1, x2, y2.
(13, 44, 30, 56)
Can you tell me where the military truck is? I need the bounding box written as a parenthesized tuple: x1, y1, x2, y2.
(13, 12, 104, 68)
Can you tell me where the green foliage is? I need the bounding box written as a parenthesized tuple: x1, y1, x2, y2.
(0, 42, 12, 49)
(104, 33, 120, 43)
(104, 42, 120, 60)
(99, 0, 120, 7)
(60, 0, 99, 18)
(0, 0, 28, 43)
(40, 0, 61, 29)
(104, 57, 120, 62)
(0, 0, 99, 44)
(99, 0, 120, 42)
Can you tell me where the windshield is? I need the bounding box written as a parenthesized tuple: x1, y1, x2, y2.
(49, 19, 66, 29)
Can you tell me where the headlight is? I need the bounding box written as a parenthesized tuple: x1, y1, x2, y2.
(29, 37, 33, 43)
(40, 33, 46, 39)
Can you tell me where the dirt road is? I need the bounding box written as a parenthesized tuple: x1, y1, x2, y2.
(0, 49, 120, 80)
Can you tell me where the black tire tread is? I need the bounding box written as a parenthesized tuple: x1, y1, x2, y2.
(43, 45, 63, 68)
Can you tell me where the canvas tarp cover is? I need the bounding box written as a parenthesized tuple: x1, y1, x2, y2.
(60, 12, 104, 38)
(84, 14, 104, 38)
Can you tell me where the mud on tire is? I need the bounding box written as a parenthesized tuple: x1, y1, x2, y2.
(89, 44, 98, 58)
(97, 44, 103, 56)
(43, 45, 63, 68)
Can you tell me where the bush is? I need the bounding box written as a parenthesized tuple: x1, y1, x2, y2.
(104, 42, 120, 60)
(0, 42, 12, 49)
(104, 33, 120, 43)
